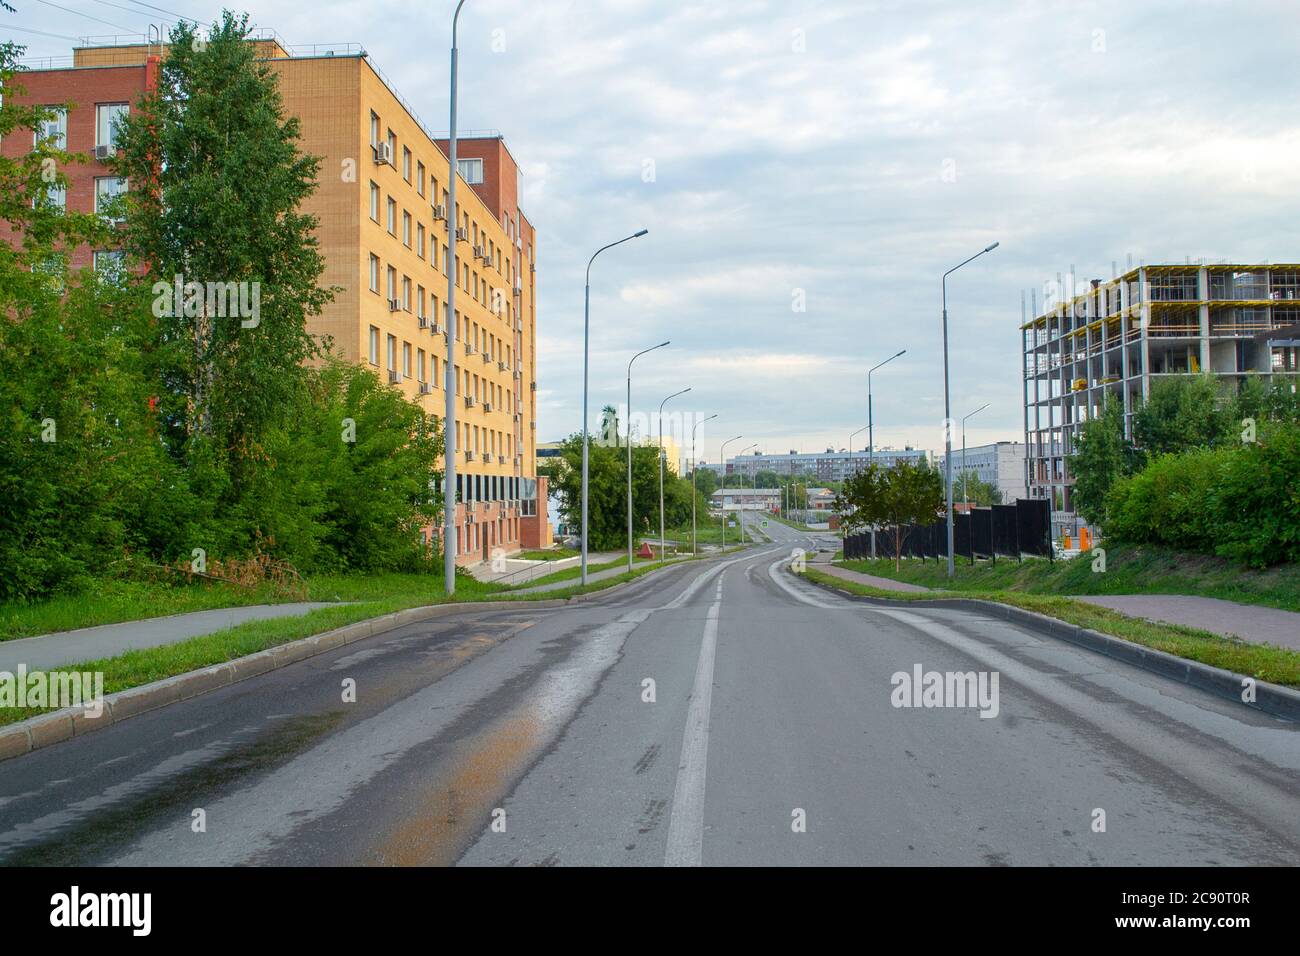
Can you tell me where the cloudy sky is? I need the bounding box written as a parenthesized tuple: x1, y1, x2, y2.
(12, 0, 1300, 465)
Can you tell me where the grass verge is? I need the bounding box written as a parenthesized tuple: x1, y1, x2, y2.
(833, 542, 1300, 612)
(800, 567, 1300, 688)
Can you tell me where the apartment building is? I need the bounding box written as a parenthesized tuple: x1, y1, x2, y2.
(6, 31, 547, 563)
(1023, 263, 1300, 513)
(713, 447, 928, 483)
(934, 441, 1026, 505)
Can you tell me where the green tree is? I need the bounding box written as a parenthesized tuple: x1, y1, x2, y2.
(1070, 399, 1141, 526)
(955, 470, 1000, 507)
(1133, 375, 1233, 455)
(112, 13, 334, 517)
(835, 461, 944, 571)
(545, 435, 662, 550)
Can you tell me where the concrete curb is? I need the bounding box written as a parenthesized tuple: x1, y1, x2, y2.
(801, 572, 1300, 724)
(0, 552, 728, 764)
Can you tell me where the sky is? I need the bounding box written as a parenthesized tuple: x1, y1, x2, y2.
(9, 0, 1300, 467)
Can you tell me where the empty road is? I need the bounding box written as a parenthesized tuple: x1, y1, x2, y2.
(1, 519, 1296, 866)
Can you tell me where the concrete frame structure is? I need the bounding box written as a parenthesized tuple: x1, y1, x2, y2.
(5, 32, 547, 563)
(1023, 263, 1300, 514)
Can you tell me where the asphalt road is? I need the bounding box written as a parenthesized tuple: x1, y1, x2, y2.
(1, 517, 1297, 867)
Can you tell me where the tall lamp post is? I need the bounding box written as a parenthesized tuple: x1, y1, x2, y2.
(580, 229, 648, 585)
(942, 242, 999, 578)
(848, 425, 869, 477)
(690, 413, 717, 555)
(868, 349, 906, 465)
(627, 341, 670, 572)
(657, 386, 691, 560)
(443, 0, 470, 596)
(719, 434, 743, 550)
(961, 402, 990, 511)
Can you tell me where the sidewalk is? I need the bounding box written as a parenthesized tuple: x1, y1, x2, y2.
(467, 550, 622, 586)
(0, 602, 340, 672)
(819, 563, 1300, 650)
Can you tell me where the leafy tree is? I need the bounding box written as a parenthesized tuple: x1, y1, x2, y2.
(955, 470, 1001, 507)
(545, 434, 663, 550)
(835, 460, 944, 570)
(689, 465, 719, 500)
(1133, 375, 1233, 455)
(112, 13, 333, 498)
(1070, 399, 1141, 526)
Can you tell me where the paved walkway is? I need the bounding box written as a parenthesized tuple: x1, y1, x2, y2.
(1073, 595, 1300, 652)
(0, 603, 340, 671)
(813, 564, 932, 593)
(468, 551, 623, 586)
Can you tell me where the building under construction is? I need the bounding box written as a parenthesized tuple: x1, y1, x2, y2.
(1022, 263, 1300, 515)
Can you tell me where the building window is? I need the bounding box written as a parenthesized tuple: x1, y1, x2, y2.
(457, 157, 483, 184)
(386, 333, 396, 371)
(417, 348, 426, 382)
(368, 325, 379, 364)
(416, 161, 425, 196)
(402, 211, 411, 247)
(369, 182, 380, 221)
(442, 245, 449, 276)
(402, 276, 411, 311)
(94, 176, 126, 221)
(402, 146, 411, 182)
(416, 222, 425, 258)
(387, 129, 396, 160)
(95, 103, 127, 151)
(369, 254, 380, 293)
(386, 197, 396, 235)
(370, 111, 380, 147)
(93, 249, 125, 277)
(403, 341, 411, 377)
(387, 266, 397, 302)
(417, 285, 425, 318)
(35, 108, 66, 148)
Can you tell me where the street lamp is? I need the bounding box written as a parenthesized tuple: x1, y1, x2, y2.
(690, 413, 717, 555)
(658, 387, 691, 561)
(580, 229, 648, 585)
(719, 434, 743, 550)
(443, 0, 470, 596)
(961, 402, 990, 511)
(942, 242, 999, 578)
(627, 341, 670, 572)
(848, 424, 869, 477)
(868, 349, 906, 465)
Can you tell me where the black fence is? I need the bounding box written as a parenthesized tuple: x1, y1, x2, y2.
(841, 498, 1052, 563)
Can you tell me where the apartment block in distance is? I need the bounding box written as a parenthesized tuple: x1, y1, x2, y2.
(1022, 263, 1300, 514)
(5, 31, 548, 564)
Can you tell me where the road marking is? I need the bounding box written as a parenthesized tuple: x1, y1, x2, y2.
(663, 597, 721, 867)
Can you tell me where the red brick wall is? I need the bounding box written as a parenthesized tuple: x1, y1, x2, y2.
(0, 65, 147, 271)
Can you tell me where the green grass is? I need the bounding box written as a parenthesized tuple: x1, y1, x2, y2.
(516, 547, 579, 561)
(770, 514, 820, 532)
(833, 541, 1300, 613)
(800, 566, 1300, 689)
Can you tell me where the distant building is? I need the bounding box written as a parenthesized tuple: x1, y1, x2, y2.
(713, 447, 927, 483)
(710, 488, 782, 512)
(935, 441, 1026, 504)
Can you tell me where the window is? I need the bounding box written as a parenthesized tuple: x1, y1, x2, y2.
(402, 211, 411, 247)
(95, 103, 127, 150)
(369, 254, 380, 293)
(442, 245, 449, 276)
(402, 147, 411, 182)
(368, 326, 379, 364)
(457, 157, 483, 184)
(403, 341, 411, 377)
(39, 184, 66, 210)
(417, 348, 426, 382)
(93, 249, 125, 277)
(402, 275, 411, 311)
(370, 111, 380, 147)
(417, 285, 426, 318)
(94, 176, 126, 221)
(387, 333, 396, 371)
(369, 182, 380, 221)
(416, 222, 425, 258)
(387, 266, 397, 302)
(386, 197, 396, 234)
(35, 108, 66, 148)
(416, 161, 425, 196)
(387, 129, 396, 160)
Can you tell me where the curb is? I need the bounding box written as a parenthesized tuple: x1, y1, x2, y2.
(801, 572, 1300, 724)
(0, 552, 727, 764)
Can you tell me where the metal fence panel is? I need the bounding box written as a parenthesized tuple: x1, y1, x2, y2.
(1016, 498, 1052, 557)
(991, 504, 1018, 557)
(971, 508, 993, 558)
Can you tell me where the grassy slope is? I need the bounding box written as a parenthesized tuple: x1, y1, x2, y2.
(836, 542, 1300, 613)
(801, 567, 1300, 688)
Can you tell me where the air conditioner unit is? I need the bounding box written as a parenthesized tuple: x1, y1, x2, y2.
(94, 144, 115, 160)
(473, 245, 486, 260)
(455, 227, 468, 242)
(430, 323, 443, 336)
(432, 203, 447, 221)
(418, 316, 430, 329)
(481, 452, 491, 462)
(483, 402, 493, 413)
(513, 279, 523, 294)
(498, 455, 506, 464)
(387, 369, 401, 384)
(480, 351, 491, 364)
(464, 342, 475, 355)
(374, 141, 393, 165)
(513, 369, 522, 380)
(388, 299, 400, 312)
(497, 360, 507, 371)
(464, 395, 474, 407)
(513, 413, 521, 423)
(419, 381, 433, 394)
(464, 450, 473, 462)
